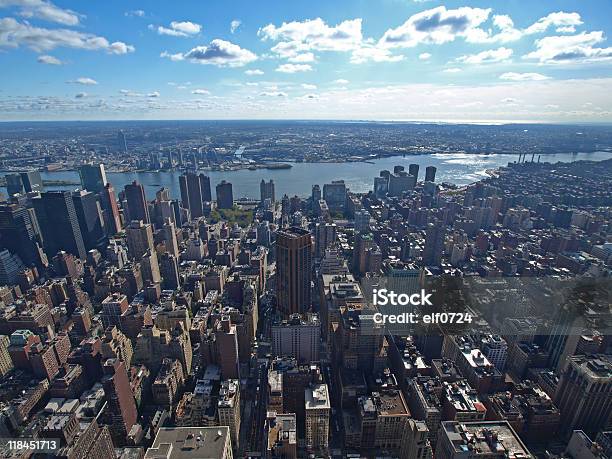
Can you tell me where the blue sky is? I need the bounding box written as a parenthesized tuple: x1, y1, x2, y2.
(1, 0, 612, 122)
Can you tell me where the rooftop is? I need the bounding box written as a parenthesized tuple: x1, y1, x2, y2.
(145, 427, 231, 459)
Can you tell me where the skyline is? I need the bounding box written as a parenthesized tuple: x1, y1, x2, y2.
(1, 0, 612, 122)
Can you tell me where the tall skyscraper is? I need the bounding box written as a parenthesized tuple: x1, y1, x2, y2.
(0, 249, 26, 286)
(216, 180, 234, 209)
(315, 222, 336, 258)
(409, 163, 420, 181)
(179, 173, 211, 219)
(260, 179, 275, 203)
(276, 227, 312, 316)
(0, 203, 45, 268)
(160, 252, 180, 290)
(215, 316, 240, 380)
(79, 164, 108, 193)
(5, 171, 43, 196)
(117, 130, 127, 153)
(99, 183, 122, 235)
(312, 184, 321, 202)
(305, 384, 330, 453)
(162, 219, 180, 258)
(423, 222, 446, 266)
(32, 191, 86, 259)
(72, 190, 106, 251)
(425, 166, 437, 182)
(323, 180, 347, 213)
(5, 174, 25, 196)
(124, 181, 150, 224)
(555, 354, 611, 437)
(126, 220, 154, 260)
(102, 358, 138, 446)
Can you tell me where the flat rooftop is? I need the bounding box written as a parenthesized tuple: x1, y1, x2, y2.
(144, 427, 230, 459)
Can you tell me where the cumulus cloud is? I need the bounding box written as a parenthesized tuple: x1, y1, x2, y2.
(419, 52, 432, 60)
(350, 45, 403, 64)
(0, 0, 80, 25)
(301, 83, 317, 90)
(37, 54, 61, 64)
(443, 67, 462, 73)
(288, 52, 315, 63)
(0, 18, 134, 54)
(245, 69, 264, 75)
(68, 77, 98, 85)
(161, 39, 257, 67)
(75, 92, 87, 98)
(147, 91, 160, 98)
(230, 19, 241, 34)
(192, 89, 210, 95)
(524, 31, 612, 64)
(154, 21, 201, 37)
(500, 72, 550, 81)
(276, 63, 312, 73)
(380, 6, 491, 48)
(456, 47, 513, 64)
(333, 79, 349, 84)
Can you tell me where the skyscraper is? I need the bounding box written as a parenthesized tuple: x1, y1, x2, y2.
(99, 183, 122, 235)
(260, 179, 275, 203)
(423, 222, 445, 266)
(32, 191, 86, 259)
(0, 249, 26, 286)
(102, 358, 138, 446)
(117, 130, 127, 153)
(215, 316, 240, 380)
(425, 166, 437, 182)
(305, 384, 330, 453)
(323, 180, 347, 213)
(126, 220, 154, 260)
(5, 171, 43, 196)
(409, 163, 420, 181)
(72, 190, 106, 251)
(124, 181, 150, 223)
(0, 203, 45, 268)
(163, 219, 180, 258)
(160, 252, 180, 290)
(216, 180, 234, 209)
(276, 227, 312, 316)
(79, 164, 107, 193)
(179, 173, 211, 219)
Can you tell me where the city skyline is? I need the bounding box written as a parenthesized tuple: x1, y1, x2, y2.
(1, 0, 612, 122)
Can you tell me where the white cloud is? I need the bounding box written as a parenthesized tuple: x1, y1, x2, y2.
(162, 39, 257, 67)
(288, 52, 315, 63)
(37, 54, 61, 64)
(259, 91, 288, 97)
(119, 89, 143, 97)
(0, 0, 80, 25)
(125, 10, 145, 18)
(276, 63, 312, 73)
(156, 21, 201, 37)
(350, 45, 403, 64)
(192, 89, 210, 95)
(68, 77, 97, 85)
(301, 83, 317, 90)
(456, 47, 513, 64)
(443, 67, 462, 73)
(75, 92, 87, 98)
(245, 69, 264, 75)
(379, 6, 491, 48)
(524, 11, 583, 35)
(259, 17, 363, 58)
(0, 18, 134, 54)
(230, 19, 241, 34)
(419, 52, 432, 60)
(147, 91, 160, 98)
(524, 31, 612, 64)
(333, 79, 349, 84)
(500, 72, 550, 81)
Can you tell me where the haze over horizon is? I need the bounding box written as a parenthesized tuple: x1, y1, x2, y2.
(1, 0, 612, 122)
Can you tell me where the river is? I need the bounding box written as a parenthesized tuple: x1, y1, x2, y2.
(2, 151, 611, 200)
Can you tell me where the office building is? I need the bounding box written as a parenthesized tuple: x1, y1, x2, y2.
(6, 171, 44, 196)
(117, 130, 128, 152)
(322, 180, 347, 213)
(354, 210, 371, 233)
(99, 183, 122, 235)
(276, 227, 312, 316)
(163, 219, 180, 258)
(423, 222, 446, 266)
(266, 412, 297, 459)
(555, 354, 611, 437)
(72, 190, 106, 251)
(409, 164, 420, 181)
(436, 421, 533, 459)
(216, 180, 234, 209)
(126, 220, 154, 260)
(179, 172, 211, 219)
(215, 316, 240, 380)
(305, 384, 330, 453)
(102, 358, 138, 446)
(261, 179, 275, 203)
(32, 191, 86, 259)
(144, 427, 233, 459)
(79, 164, 107, 193)
(218, 379, 241, 451)
(314, 222, 336, 258)
(125, 180, 150, 224)
(160, 252, 180, 290)
(272, 313, 320, 363)
(0, 249, 26, 286)
(0, 203, 45, 268)
(425, 166, 437, 182)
